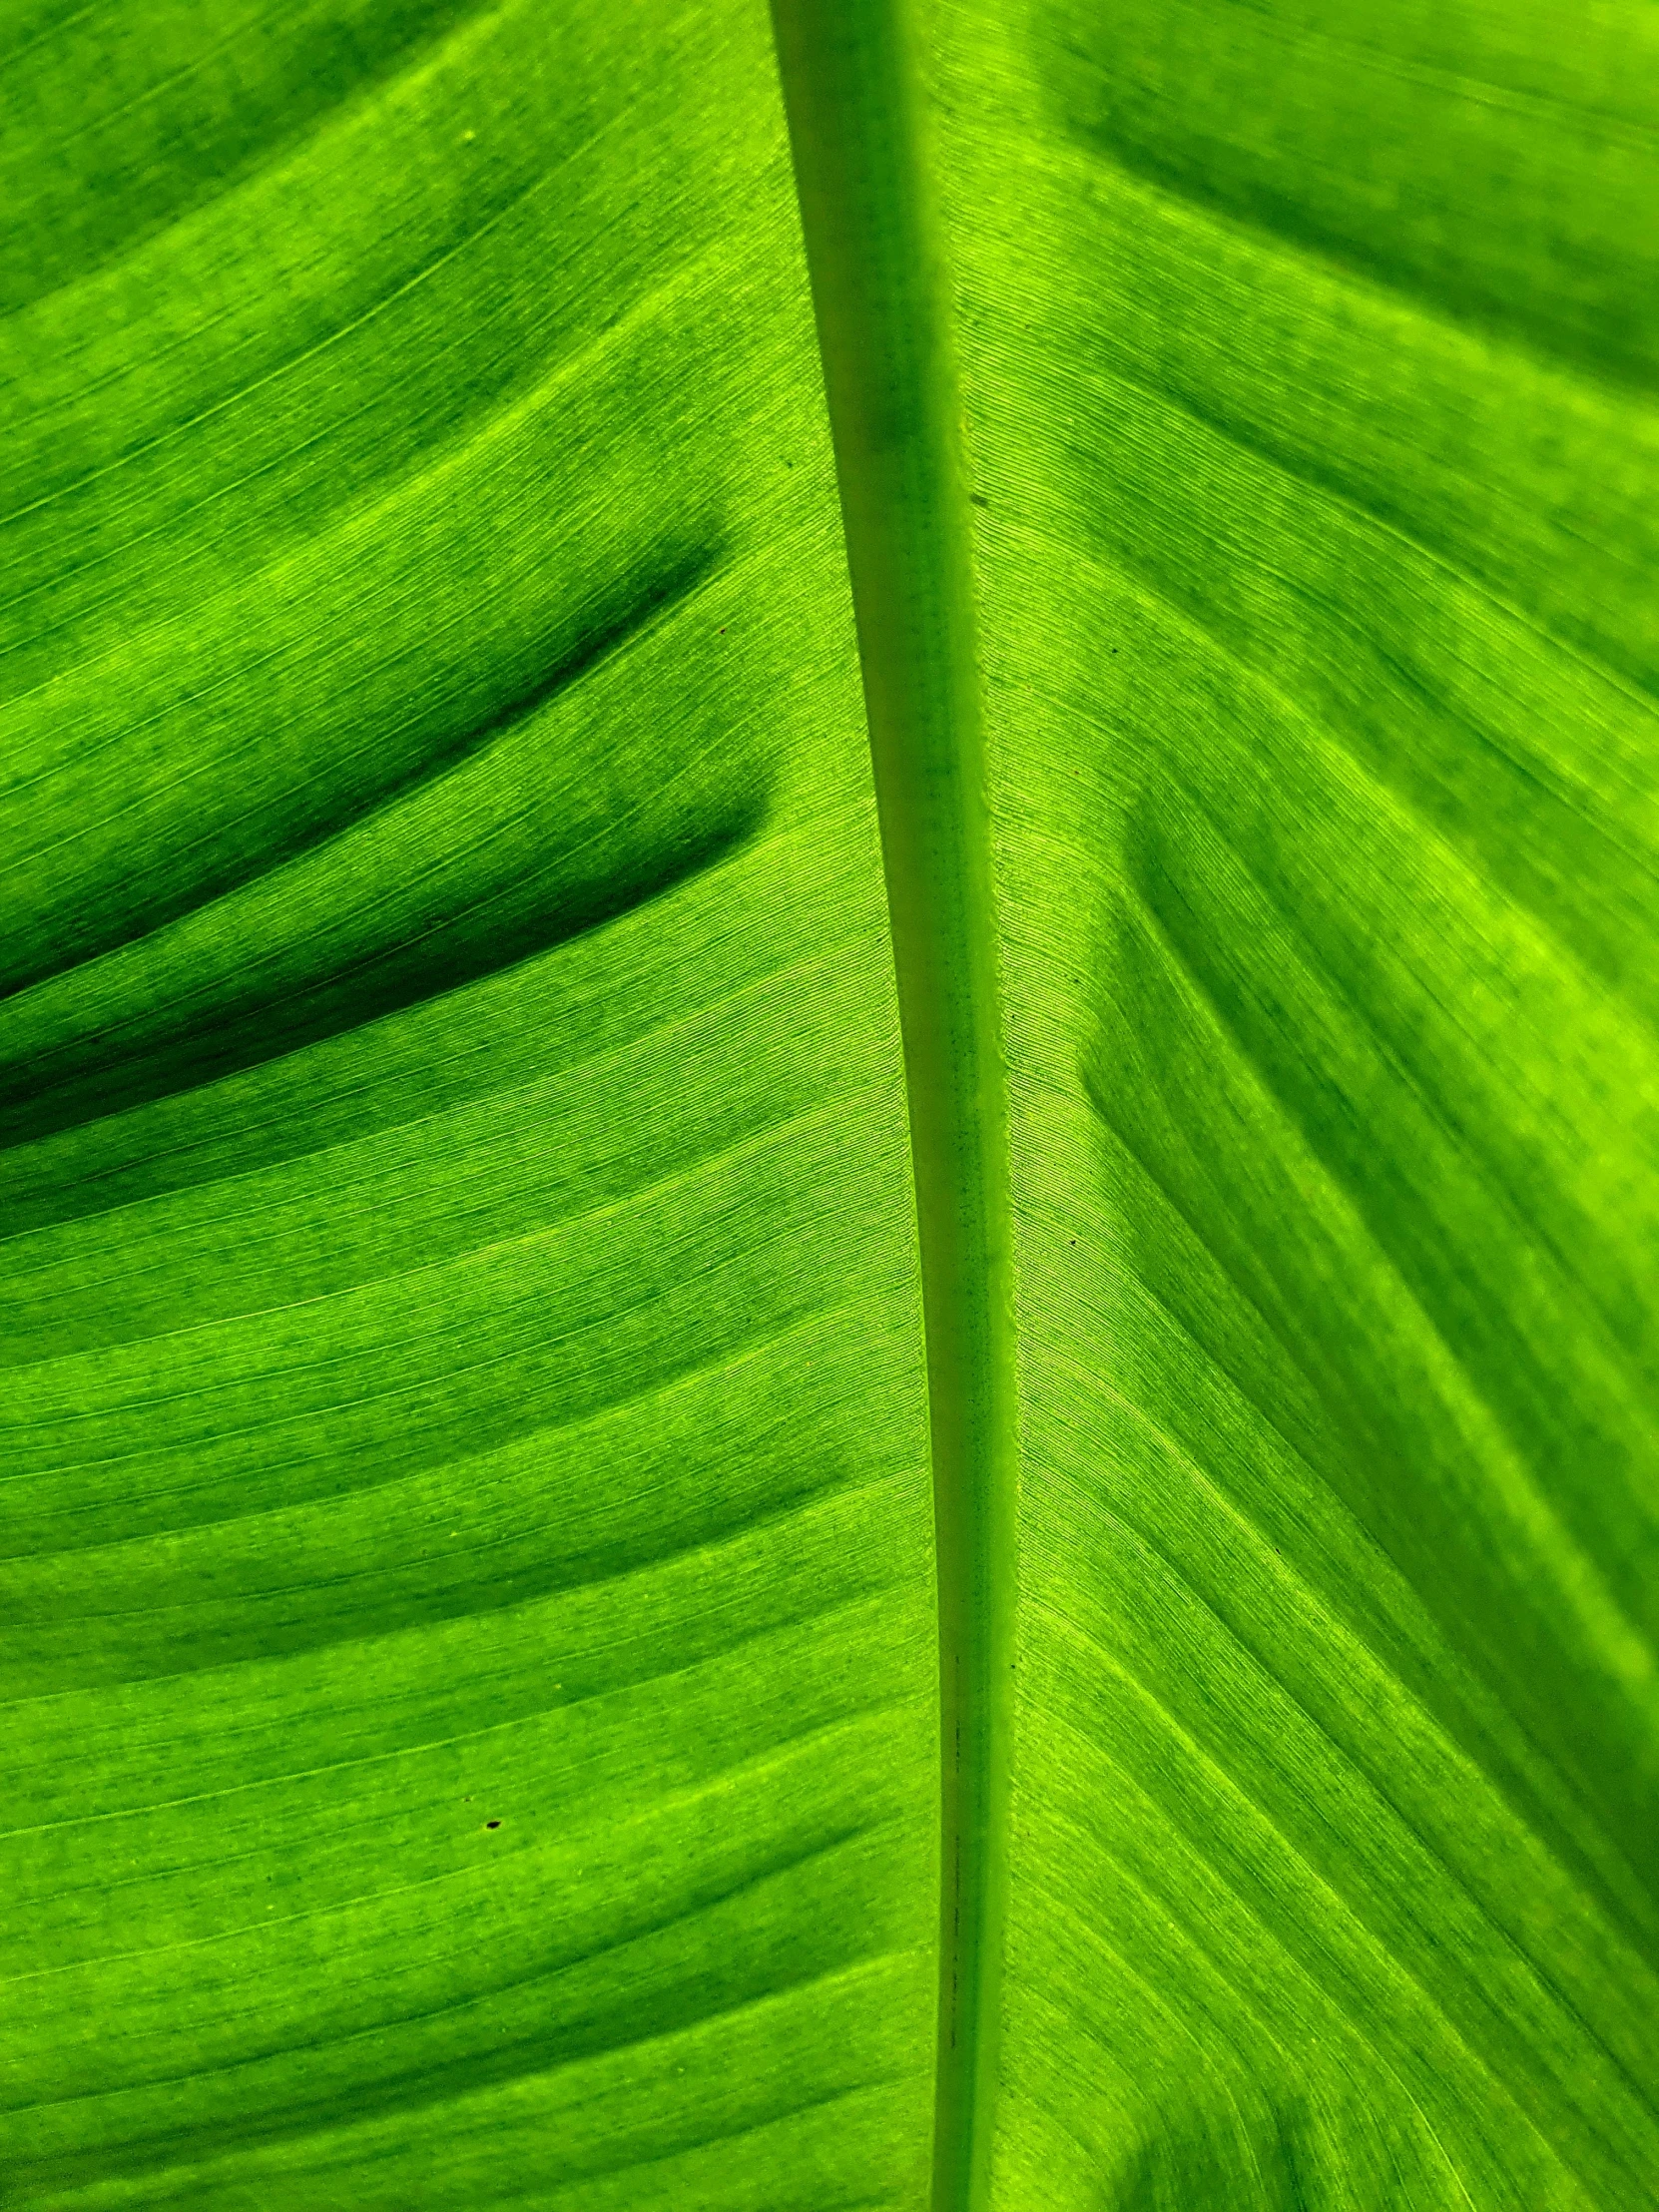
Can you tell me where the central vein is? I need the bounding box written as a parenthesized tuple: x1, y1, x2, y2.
(769, 5, 1018, 2205)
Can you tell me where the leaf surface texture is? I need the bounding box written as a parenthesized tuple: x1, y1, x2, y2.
(2, 3, 1656, 2209)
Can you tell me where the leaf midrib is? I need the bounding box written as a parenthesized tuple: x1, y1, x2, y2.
(770, 6, 1018, 2208)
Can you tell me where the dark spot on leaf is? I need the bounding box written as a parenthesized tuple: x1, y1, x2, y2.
(486, 1820, 500, 1830)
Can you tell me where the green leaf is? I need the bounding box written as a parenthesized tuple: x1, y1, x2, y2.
(1, 7, 937, 2204)
(3, 3, 1655, 2210)
(920, 3, 1659, 2202)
